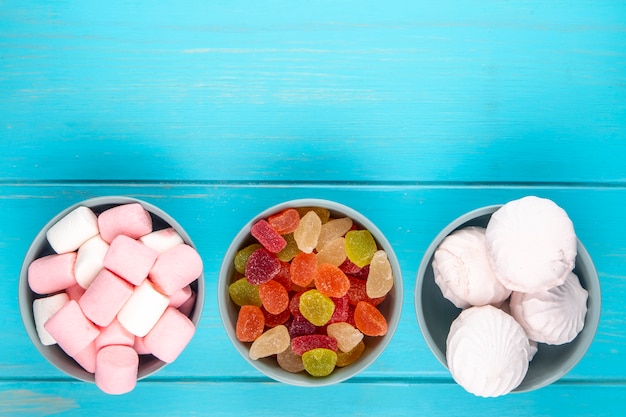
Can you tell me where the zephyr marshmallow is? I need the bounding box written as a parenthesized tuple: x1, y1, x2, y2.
(149, 244, 203, 295)
(75, 234, 109, 289)
(33, 293, 70, 346)
(97, 203, 152, 244)
(78, 269, 134, 327)
(65, 283, 86, 301)
(139, 227, 184, 254)
(73, 342, 97, 373)
(95, 345, 139, 395)
(46, 206, 99, 254)
(103, 234, 158, 286)
(44, 300, 100, 357)
(433, 226, 511, 309)
(95, 319, 135, 351)
(117, 280, 170, 337)
(28, 252, 77, 295)
(168, 285, 193, 309)
(144, 307, 196, 363)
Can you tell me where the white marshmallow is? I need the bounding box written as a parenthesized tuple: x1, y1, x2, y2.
(46, 206, 99, 254)
(117, 280, 169, 337)
(139, 227, 184, 254)
(75, 235, 109, 289)
(33, 293, 70, 345)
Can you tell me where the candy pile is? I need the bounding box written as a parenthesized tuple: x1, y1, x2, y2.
(28, 203, 202, 394)
(228, 206, 394, 378)
(433, 196, 588, 397)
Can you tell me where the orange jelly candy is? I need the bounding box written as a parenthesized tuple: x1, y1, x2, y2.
(268, 208, 301, 234)
(259, 280, 289, 315)
(236, 305, 265, 342)
(314, 263, 350, 298)
(354, 301, 388, 337)
(289, 252, 318, 287)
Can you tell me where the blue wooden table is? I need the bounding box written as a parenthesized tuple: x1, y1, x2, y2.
(2, 1, 626, 415)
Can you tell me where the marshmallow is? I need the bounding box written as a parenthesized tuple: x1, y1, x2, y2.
(44, 300, 100, 357)
(133, 336, 151, 355)
(65, 283, 86, 302)
(78, 269, 134, 327)
(28, 252, 77, 294)
(168, 285, 193, 309)
(117, 280, 169, 337)
(95, 319, 135, 351)
(46, 206, 99, 254)
(33, 293, 70, 345)
(144, 307, 196, 363)
(95, 345, 139, 395)
(149, 244, 203, 295)
(103, 235, 158, 286)
(75, 235, 109, 289)
(178, 291, 197, 318)
(73, 341, 97, 373)
(97, 203, 152, 244)
(139, 227, 184, 254)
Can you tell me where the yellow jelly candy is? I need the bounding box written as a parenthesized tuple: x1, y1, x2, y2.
(336, 340, 365, 367)
(299, 289, 335, 326)
(302, 348, 338, 377)
(228, 277, 262, 307)
(345, 230, 377, 268)
(234, 244, 262, 274)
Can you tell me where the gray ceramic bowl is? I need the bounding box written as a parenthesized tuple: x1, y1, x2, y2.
(415, 204, 601, 393)
(218, 199, 403, 386)
(19, 196, 205, 382)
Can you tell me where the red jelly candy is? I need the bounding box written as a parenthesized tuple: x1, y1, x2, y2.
(268, 208, 300, 235)
(272, 260, 293, 292)
(289, 291, 306, 316)
(251, 219, 287, 253)
(327, 295, 350, 325)
(259, 280, 289, 315)
(245, 248, 281, 285)
(346, 276, 386, 307)
(262, 306, 291, 328)
(291, 334, 338, 355)
(338, 258, 362, 275)
(236, 305, 265, 342)
(289, 252, 318, 287)
(354, 301, 388, 337)
(346, 304, 356, 327)
(315, 263, 350, 298)
(287, 314, 317, 338)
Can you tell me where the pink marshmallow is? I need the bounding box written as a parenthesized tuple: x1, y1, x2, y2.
(28, 253, 77, 295)
(144, 307, 196, 363)
(178, 291, 197, 318)
(168, 285, 193, 309)
(133, 336, 151, 355)
(149, 244, 203, 295)
(78, 269, 134, 327)
(73, 341, 97, 373)
(103, 235, 158, 286)
(44, 300, 100, 357)
(65, 283, 86, 302)
(95, 319, 136, 351)
(95, 345, 138, 395)
(97, 203, 153, 244)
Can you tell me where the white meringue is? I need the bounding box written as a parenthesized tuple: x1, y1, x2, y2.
(433, 227, 511, 309)
(510, 271, 588, 345)
(485, 196, 577, 293)
(446, 305, 531, 397)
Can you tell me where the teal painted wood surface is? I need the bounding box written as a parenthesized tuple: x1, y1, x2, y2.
(1, 0, 626, 415)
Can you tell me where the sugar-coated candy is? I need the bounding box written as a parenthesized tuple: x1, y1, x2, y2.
(354, 301, 388, 337)
(236, 305, 265, 342)
(75, 234, 109, 289)
(289, 291, 306, 316)
(345, 230, 377, 268)
(28, 252, 77, 295)
(293, 210, 322, 253)
(296, 207, 330, 224)
(97, 203, 152, 244)
(316, 237, 347, 267)
(277, 233, 301, 262)
(79, 268, 134, 327)
(289, 252, 318, 287)
(245, 248, 281, 285)
(95, 345, 139, 395)
(347, 276, 385, 307)
(314, 263, 350, 298)
(366, 250, 394, 298)
(299, 289, 335, 326)
(291, 334, 338, 355)
(149, 243, 203, 295)
(117, 280, 170, 337)
(272, 260, 293, 292)
(302, 348, 337, 377)
(139, 227, 184, 254)
(103, 234, 158, 286)
(268, 208, 300, 234)
(234, 244, 262, 274)
(316, 217, 353, 251)
(287, 314, 317, 338)
(262, 305, 291, 328)
(338, 258, 363, 275)
(229, 278, 262, 307)
(46, 206, 99, 254)
(251, 219, 287, 253)
(336, 340, 365, 368)
(326, 322, 364, 353)
(249, 325, 290, 360)
(33, 293, 70, 346)
(327, 295, 350, 324)
(259, 280, 289, 315)
(277, 345, 305, 373)
(144, 307, 196, 363)
(44, 300, 100, 357)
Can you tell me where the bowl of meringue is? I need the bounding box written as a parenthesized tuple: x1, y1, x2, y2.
(415, 196, 601, 397)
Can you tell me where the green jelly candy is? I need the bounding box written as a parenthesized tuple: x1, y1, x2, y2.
(277, 233, 301, 262)
(229, 278, 262, 307)
(234, 244, 262, 274)
(302, 348, 338, 377)
(345, 230, 377, 268)
(336, 340, 365, 368)
(299, 289, 335, 326)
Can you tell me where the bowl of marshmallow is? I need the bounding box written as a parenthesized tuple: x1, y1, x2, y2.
(19, 196, 204, 395)
(415, 196, 601, 397)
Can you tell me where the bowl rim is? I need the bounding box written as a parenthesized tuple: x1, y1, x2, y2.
(414, 204, 601, 393)
(18, 196, 205, 382)
(217, 198, 403, 386)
